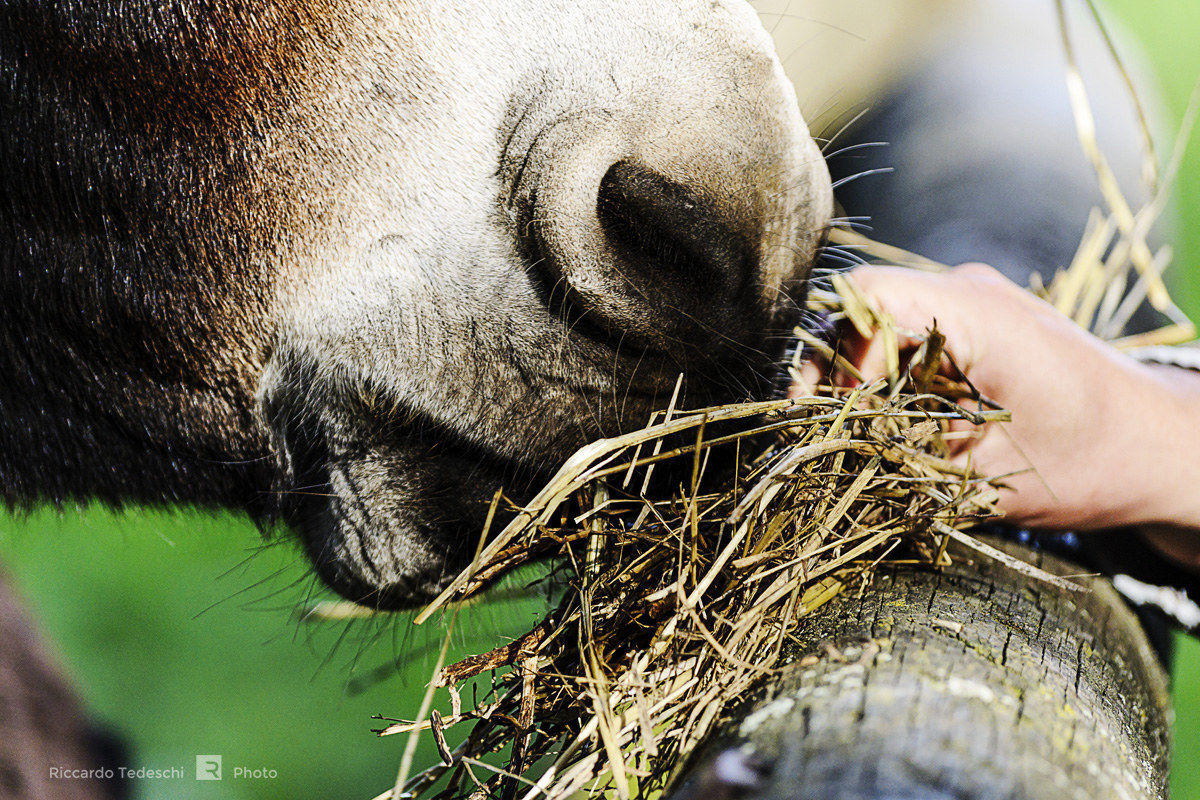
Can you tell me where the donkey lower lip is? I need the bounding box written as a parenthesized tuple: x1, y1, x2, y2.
(270, 391, 557, 609)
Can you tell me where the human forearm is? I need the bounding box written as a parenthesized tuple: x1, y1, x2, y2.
(1128, 364, 1200, 531)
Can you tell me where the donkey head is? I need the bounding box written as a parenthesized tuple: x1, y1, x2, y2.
(0, 0, 831, 608)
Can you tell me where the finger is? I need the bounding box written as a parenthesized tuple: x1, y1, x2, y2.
(948, 424, 1054, 525)
(789, 359, 822, 398)
(834, 326, 929, 388)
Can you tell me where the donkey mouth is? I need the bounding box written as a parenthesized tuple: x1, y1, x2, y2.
(268, 386, 552, 610)
(265, 279, 806, 611)
(287, 449, 530, 611)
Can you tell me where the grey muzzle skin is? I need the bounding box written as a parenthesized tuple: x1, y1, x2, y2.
(272, 88, 831, 611)
(503, 97, 830, 380)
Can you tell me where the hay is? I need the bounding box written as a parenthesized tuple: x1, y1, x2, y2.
(363, 5, 1199, 799)
(380, 372, 1012, 800)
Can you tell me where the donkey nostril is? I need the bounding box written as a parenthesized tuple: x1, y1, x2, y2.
(511, 103, 829, 364)
(596, 161, 754, 307)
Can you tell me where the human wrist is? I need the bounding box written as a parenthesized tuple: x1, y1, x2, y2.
(1117, 361, 1200, 529)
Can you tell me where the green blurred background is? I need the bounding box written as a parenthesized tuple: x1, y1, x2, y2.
(1068, 1, 1200, 791)
(2, 2, 1200, 799)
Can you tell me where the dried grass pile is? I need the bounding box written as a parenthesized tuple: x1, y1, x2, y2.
(383, 365, 1012, 800)
(365, 3, 1198, 798)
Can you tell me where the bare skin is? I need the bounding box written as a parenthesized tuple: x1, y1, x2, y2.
(793, 263, 1200, 567)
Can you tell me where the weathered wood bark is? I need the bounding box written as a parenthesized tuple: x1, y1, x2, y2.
(672, 541, 1172, 800)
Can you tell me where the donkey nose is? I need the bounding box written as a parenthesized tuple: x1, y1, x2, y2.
(511, 91, 831, 359)
(596, 160, 755, 321)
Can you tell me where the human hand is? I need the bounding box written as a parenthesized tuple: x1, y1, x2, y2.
(793, 263, 1200, 532)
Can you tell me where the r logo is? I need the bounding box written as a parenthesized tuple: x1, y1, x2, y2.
(196, 755, 223, 781)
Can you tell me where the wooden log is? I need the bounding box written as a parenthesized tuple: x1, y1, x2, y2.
(670, 540, 1171, 800)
